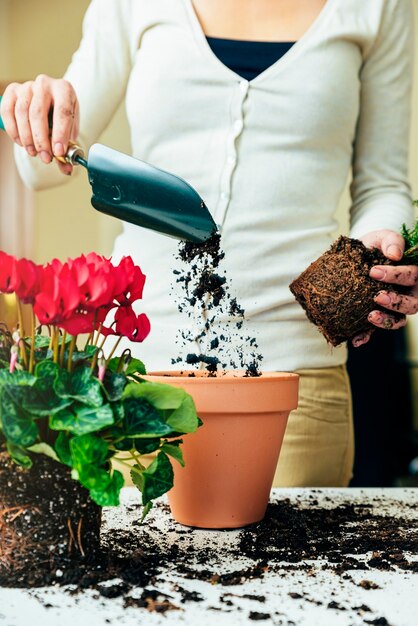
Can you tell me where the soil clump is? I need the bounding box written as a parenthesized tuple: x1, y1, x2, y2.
(172, 233, 263, 375)
(290, 236, 408, 346)
(0, 452, 101, 587)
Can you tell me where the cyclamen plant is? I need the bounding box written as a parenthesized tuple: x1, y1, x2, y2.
(0, 250, 199, 517)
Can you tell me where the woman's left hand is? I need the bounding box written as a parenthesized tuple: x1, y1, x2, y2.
(352, 229, 418, 348)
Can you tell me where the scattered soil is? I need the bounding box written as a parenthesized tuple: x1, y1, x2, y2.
(290, 236, 409, 346)
(0, 452, 101, 587)
(239, 498, 418, 574)
(172, 233, 262, 375)
(3, 492, 416, 624)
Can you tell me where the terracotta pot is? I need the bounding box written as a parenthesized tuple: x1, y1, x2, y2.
(145, 371, 299, 529)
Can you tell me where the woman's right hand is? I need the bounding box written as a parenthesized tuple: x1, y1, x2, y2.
(0, 75, 80, 175)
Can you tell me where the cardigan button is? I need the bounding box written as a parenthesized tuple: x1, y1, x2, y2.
(233, 119, 243, 133)
(239, 80, 249, 93)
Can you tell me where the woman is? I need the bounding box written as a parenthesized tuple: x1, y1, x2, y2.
(1, 0, 415, 487)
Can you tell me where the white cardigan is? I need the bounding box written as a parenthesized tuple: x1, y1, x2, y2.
(15, 0, 414, 371)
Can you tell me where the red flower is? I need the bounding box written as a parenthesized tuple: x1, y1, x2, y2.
(58, 310, 97, 335)
(0, 252, 19, 293)
(0, 249, 150, 343)
(33, 264, 80, 325)
(114, 257, 146, 305)
(14, 258, 42, 304)
(129, 312, 150, 342)
(102, 306, 150, 343)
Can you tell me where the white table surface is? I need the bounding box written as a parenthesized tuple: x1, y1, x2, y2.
(1, 488, 417, 626)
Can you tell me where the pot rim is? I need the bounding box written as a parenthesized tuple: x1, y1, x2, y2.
(145, 370, 299, 383)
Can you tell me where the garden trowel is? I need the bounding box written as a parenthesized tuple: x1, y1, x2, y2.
(0, 98, 217, 243)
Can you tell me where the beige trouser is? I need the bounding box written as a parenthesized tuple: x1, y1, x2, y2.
(273, 365, 354, 487)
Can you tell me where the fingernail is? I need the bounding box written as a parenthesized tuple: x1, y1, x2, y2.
(26, 145, 36, 157)
(370, 267, 385, 280)
(40, 150, 52, 164)
(353, 334, 367, 348)
(54, 142, 65, 157)
(375, 291, 391, 306)
(383, 318, 394, 329)
(387, 244, 402, 260)
(369, 311, 383, 323)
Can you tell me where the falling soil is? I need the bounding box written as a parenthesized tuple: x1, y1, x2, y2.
(0, 452, 101, 587)
(290, 236, 409, 346)
(3, 492, 416, 625)
(172, 233, 262, 375)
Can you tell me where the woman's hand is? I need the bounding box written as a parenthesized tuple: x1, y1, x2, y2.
(352, 229, 418, 347)
(0, 75, 80, 175)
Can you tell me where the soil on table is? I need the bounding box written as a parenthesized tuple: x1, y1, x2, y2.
(172, 233, 263, 376)
(290, 236, 408, 346)
(3, 492, 416, 624)
(0, 452, 101, 586)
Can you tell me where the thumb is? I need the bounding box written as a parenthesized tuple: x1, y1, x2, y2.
(380, 231, 405, 261)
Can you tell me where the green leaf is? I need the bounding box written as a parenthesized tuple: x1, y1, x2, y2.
(28, 442, 60, 463)
(55, 432, 73, 466)
(161, 440, 185, 467)
(54, 367, 103, 408)
(0, 388, 38, 447)
(107, 357, 146, 376)
(7, 442, 32, 468)
(122, 381, 186, 410)
(141, 452, 174, 507)
(21, 361, 69, 417)
(70, 433, 108, 466)
(102, 371, 127, 402)
(0, 369, 36, 389)
(76, 464, 111, 491)
(130, 464, 144, 491)
(33, 335, 53, 349)
(89, 469, 124, 507)
(166, 394, 199, 434)
(22, 378, 72, 417)
(111, 401, 124, 422)
(134, 438, 162, 455)
(123, 398, 173, 438)
(114, 437, 134, 451)
(50, 403, 114, 436)
(68, 344, 98, 363)
(34, 359, 59, 379)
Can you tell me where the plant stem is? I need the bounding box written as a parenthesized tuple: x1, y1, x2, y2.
(84, 332, 93, 350)
(29, 308, 36, 374)
(15, 295, 25, 337)
(114, 456, 145, 473)
(53, 327, 60, 364)
(92, 323, 103, 347)
(129, 449, 145, 471)
(59, 330, 67, 367)
(15, 295, 29, 369)
(106, 335, 123, 362)
(67, 336, 77, 373)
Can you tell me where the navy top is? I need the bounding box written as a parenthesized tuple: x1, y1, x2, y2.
(206, 37, 295, 81)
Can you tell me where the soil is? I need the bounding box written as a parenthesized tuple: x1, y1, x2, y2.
(172, 233, 263, 375)
(3, 492, 416, 624)
(0, 451, 101, 586)
(289, 236, 408, 346)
